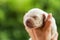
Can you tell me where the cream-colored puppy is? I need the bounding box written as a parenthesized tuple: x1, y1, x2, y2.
(23, 8, 57, 40)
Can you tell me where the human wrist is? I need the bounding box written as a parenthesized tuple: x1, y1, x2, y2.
(30, 35, 51, 40)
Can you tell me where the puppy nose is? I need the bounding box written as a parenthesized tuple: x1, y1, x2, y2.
(26, 19, 34, 28)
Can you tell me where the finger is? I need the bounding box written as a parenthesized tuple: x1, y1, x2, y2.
(25, 27, 37, 40)
(43, 13, 52, 31)
(51, 32, 58, 40)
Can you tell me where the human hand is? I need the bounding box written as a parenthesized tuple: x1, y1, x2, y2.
(24, 14, 52, 40)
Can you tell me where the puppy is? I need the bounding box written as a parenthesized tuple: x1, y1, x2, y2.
(23, 8, 57, 40)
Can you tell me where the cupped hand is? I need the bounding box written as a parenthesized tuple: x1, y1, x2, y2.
(24, 14, 58, 40)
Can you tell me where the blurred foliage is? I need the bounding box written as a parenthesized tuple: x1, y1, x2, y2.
(0, 0, 60, 40)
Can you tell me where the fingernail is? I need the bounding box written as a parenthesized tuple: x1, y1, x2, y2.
(48, 13, 52, 19)
(49, 13, 52, 17)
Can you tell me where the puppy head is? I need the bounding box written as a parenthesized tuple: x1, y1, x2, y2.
(23, 12, 44, 28)
(23, 8, 48, 28)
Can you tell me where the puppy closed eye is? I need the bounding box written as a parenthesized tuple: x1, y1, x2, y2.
(32, 16, 37, 19)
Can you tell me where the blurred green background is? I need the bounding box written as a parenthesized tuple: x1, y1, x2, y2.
(0, 0, 60, 40)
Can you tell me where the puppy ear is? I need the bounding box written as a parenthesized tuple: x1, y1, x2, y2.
(43, 14, 52, 31)
(43, 14, 46, 21)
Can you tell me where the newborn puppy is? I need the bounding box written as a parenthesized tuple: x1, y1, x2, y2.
(23, 8, 57, 39)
